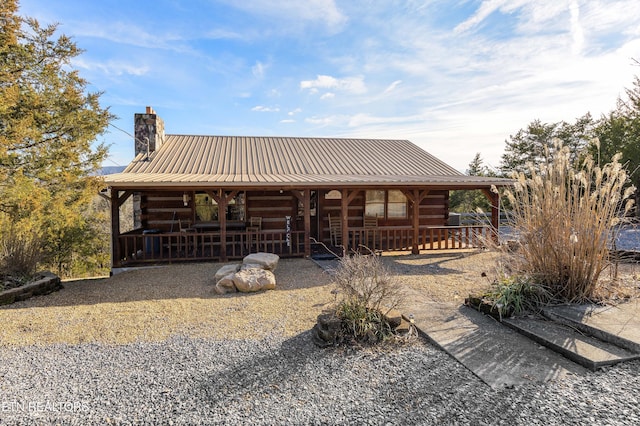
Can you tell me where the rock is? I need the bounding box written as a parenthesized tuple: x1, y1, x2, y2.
(0, 271, 62, 305)
(383, 309, 403, 329)
(240, 263, 264, 271)
(214, 264, 241, 282)
(312, 312, 343, 347)
(232, 268, 276, 293)
(214, 274, 237, 294)
(242, 253, 279, 271)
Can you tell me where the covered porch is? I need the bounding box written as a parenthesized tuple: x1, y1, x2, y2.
(107, 185, 501, 268)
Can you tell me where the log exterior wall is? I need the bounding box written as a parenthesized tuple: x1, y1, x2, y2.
(317, 189, 448, 244)
(132, 188, 448, 242)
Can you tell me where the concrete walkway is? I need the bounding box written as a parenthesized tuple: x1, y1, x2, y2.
(312, 256, 639, 388)
(404, 294, 588, 389)
(404, 289, 640, 389)
(543, 300, 640, 354)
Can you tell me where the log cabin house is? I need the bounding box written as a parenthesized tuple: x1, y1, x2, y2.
(103, 107, 511, 272)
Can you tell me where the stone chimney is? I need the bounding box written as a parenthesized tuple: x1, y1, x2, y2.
(134, 106, 165, 158)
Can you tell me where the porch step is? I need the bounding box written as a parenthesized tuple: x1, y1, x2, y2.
(502, 316, 640, 371)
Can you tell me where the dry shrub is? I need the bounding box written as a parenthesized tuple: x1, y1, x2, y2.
(332, 252, 406, 343)
(503, 140, 635, 302)
(0, 224, 43, 287)
(334, 252, 405, 314)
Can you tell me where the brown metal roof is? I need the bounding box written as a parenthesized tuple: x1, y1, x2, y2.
(105, 135, 510, 188)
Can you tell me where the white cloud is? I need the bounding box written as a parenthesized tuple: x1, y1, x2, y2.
(305, 116, 343, 126)
(205, 28, 245, 40)
(280, 119, 295, 123)
(454, 0, 511, 33)
(300, 75, 366, 94)
(72, 58, 149, 76)
(251, 105, 280, 112)
(288, 108, 302, 116)
(252, 61, 267, 78)
(220, 0, 347, 32)
(383, 80, 402, 94)
(320, 92, 335, 100)
(569, 0, 584, 55)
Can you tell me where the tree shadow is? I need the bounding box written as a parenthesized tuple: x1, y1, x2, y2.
(382, 250, 490, 277)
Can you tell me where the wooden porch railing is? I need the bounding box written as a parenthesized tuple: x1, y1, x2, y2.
(116, 230, 305, 266)
(345, 225, 491, 252)
(115, 225, 491, 266)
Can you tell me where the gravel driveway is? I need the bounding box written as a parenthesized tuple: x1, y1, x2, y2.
(1, 252, 639, 424)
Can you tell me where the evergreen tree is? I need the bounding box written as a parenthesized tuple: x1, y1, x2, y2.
(0, 0, 113, 277)
(499, 114, 594, 177)
(590, 76, 640, 215)
(449, 153, 493, 213)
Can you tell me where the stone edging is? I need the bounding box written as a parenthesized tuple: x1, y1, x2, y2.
(0, 272, 62, 305)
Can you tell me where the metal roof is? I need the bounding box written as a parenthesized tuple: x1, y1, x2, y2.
(105, 135, 510, 188)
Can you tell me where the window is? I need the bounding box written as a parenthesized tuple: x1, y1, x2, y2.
(365, 190, 407, 219)
(194, 192, 245, 222)
(365, 190, 385, 218)
(195, 193, 218, 222)
(387, 190, 407, 218)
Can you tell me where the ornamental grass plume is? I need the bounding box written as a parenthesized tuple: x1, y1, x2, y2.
(504, 140, 635, 302)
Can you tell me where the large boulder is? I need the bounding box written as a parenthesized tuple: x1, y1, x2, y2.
(215, 264, 241, 282)
(233, 268, 276, 293)
(214, 274, 238, 295)
(242, 253, 279, 271)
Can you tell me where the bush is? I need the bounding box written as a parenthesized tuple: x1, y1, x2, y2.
(332, 252, 405, 344)
(0, 224, 42, 289)
(478, 273, 551, 319)
(503, 141, 635, 302)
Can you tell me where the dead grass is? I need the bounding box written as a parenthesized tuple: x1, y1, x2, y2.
(382, 250, 500, 304)
(0, 259, 334, 346)
(1, 250, 637, 346)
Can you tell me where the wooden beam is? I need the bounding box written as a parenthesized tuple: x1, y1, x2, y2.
(110, 189, 122, 268)
(346, 189, 360, 205)
(290, 190, 304, 202)
(116, 190, 134, 208)
(303, 189, 311, 257)
(341, 189, 350, 253)
(481, 188, 500, 242)
(411, 189, 429, 254)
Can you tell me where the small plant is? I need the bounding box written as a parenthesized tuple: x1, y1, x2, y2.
(481, 274, 550, 319)
(336, 299, 394, 343)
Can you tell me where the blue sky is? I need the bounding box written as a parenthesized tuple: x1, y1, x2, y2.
(18, 0, 640, 172)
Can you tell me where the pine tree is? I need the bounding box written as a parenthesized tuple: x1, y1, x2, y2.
(499, 114, 594, 177)
(0, 0, 113, 277)
(591, 76, 640, 216)
(449, 153, 492, 213)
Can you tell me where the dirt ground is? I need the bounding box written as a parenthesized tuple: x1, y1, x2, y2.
(1, 249, 638, 346)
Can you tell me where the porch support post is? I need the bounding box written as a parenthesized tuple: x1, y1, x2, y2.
(109, 189, 134, 269)
(211, 189, 238, 261)
(341, 189, 350, 253)
(303, 190, 311, 257)
(110, 189, 121, 268)
(481, 188, 500, 243)
(290, 190, 312, 257)
(406, 189, 429, 255)
(339, 189, 360, 253)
